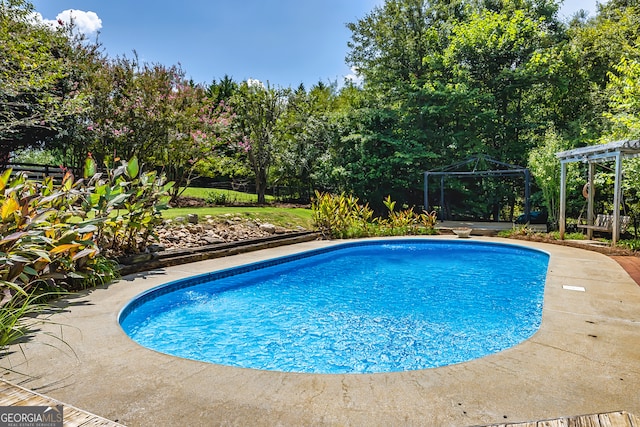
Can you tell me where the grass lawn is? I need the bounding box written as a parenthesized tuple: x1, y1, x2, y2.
(180, 187, 275, 204)
(166, 187, 314, 229)
(163, 206, 314, 229)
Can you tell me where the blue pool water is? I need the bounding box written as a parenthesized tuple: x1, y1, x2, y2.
(119, 240, 549, 374)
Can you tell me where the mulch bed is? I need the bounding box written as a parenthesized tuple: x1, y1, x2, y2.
(611, 256, 640, 287)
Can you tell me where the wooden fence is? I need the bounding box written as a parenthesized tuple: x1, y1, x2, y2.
(1, 162, 69, 182)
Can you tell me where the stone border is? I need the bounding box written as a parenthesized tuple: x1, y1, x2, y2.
(116, 231, 321, 275)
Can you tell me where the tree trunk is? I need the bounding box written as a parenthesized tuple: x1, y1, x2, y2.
(255, 169, 267, 204)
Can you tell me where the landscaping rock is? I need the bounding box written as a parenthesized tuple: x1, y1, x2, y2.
(259, 223, 277, 234)
(146, 244, 166, 253)
(201, 236, 224, 245)
(150, 218, 300, 251)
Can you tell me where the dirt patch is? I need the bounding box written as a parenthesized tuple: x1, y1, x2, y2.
(170, 196, 310, 209)
(171, 196, 208, 208)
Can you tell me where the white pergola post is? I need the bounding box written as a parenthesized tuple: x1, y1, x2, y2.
(559, 161, 567, 240)
(612, 152, 623, 245)
(586, 161, 595, 240)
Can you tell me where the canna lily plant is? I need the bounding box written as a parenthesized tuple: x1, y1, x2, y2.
(80, 154, 173, 256)
(0, 154, 173, 350)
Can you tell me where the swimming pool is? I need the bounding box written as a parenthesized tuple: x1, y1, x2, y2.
(119, 239, 549, 374)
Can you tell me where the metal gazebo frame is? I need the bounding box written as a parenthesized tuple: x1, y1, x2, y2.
(556, 139, 640, 245)
(423, 155, 531, 222)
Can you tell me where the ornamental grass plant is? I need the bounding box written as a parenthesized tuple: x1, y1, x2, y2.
(311, 191, 438, 239)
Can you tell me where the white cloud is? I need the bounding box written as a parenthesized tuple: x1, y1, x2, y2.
(344, 66, 363, 86)
(32, 9, 102, 36)
(246, 78, 265, 89)
(57, 10, 102, 35)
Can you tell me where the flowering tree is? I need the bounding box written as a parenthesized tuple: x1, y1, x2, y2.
(80, 57, 234, 198)
(84, 55, 176, 165)
(160, 82, 234, 200)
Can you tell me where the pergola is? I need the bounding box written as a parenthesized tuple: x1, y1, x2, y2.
(423, 155, 531, 221)
(557, 139, 640, 245)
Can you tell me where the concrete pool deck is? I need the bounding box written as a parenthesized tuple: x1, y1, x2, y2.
(1, 236, 639, 426)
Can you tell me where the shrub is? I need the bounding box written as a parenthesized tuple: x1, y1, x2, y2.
(0, 155, 171, 349)
(0, 169, 113, 296)
(206, 190, 229, 205)
(620, 239, 640, 251)
(311, 191, 438, 239)
(379, 195, 438, 236)
(311, 191, 374, 238)
(80, 156, 172, 256)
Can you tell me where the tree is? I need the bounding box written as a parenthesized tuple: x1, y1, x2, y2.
(84, 55, 178, 165)
(523, 1, 640, 227)
(343, 0, 468, 207)
(231, 81, 288, 204)
(44, 21, 106, 169)
(83, 57, 236, 198)
(346, 0, 465, 99)
(0, 0, 89, 161)
(271, 82, 341, 201)
(604, 57, 640, 139)
(341, 0, 566, 210)
(442, 3, 561, 164)
(207, 75, 239, 104)
(528, 129, 568, 226)
(556, 0, 640, 146)
(159, 81, 234, 200)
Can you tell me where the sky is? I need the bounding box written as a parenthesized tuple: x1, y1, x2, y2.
(30, 0, 608, 89)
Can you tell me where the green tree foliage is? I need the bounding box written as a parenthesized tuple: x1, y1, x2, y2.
(602, 55, 640, 228)
(347, 0, 465, 98)
(442, 4, 560, 162)
(340, 0, 567, 211)
(207, 75, 239, 104)
(558, 0, 640, 145)
(0, 0, 90, 160)
(560, 1, 640, 228)
(604, 57, 640, 139)
(272, 82, 341, 200)
(528, 129, 572, 226)
(231, 81, 288, 204)
(196, 77, 248, 180)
